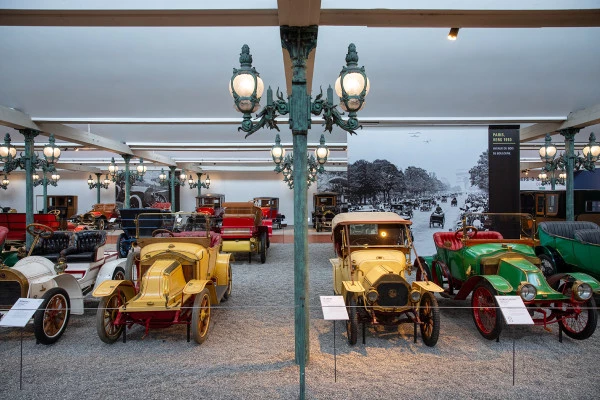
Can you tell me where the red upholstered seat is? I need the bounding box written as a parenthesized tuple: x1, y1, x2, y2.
(433, 232, 463, 251)
(0, 226, 8, 246)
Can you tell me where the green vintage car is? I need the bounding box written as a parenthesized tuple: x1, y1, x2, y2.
(419, 213, 599, 341)
(535, 221, 600, 281)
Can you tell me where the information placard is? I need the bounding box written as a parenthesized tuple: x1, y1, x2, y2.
(0, 298, 44, 327)
(320, 296, 348, 320)
(495, 296, 534, 325)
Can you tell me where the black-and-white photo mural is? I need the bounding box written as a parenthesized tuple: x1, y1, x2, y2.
(115, 170, 176, 209)
(347, 127, 489, 254)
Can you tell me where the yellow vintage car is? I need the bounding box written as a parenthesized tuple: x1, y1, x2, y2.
(331, 212, 443, 346)
(93, 213, 231, 344)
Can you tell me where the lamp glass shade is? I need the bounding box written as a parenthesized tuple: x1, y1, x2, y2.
(583, 144, 600, 158)
(271, 145, 285, 162)
(0, 145, 17, 159)
(335, 73, 368, 97)
(32, 173, 39, 181)
(108, 164, 118, 174)
(52, 173, 60, 181)
(179, 172, 187, 181)
(136, 164, 147, 174)
(43, 145, 61, 161)
(87, 175, 94, 185)
(205, 176, 211, 186)
(539, 145, 557, 159)
(2, 177, 8, 185)
(104, 176, 111, 185)
(231, 73, 264, 98)
(315, 146, 329, 163)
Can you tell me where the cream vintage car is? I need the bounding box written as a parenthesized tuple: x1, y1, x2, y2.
(331, 212, 443, 346)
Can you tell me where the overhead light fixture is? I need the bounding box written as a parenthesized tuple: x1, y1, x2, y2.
(448, 28, 460, 41)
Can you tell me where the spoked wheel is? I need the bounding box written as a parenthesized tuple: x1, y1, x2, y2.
(96, 218, 106, 230)
(538, 254, 557, 277)
(346, 294, 358, 346)
(96, 290, 125, 344)
(192, 288, 211, 344)
(471, 281, 503, 340)
(432, 260, 453, 296)
(415, 257, 432, 281)
(419, 291, 440, 347)
(111, 267, 126, 280)
(558, 291, 597, 340)
(34, 287, 70, 345)
(260, 232, 267, 264)
(117, 232, 130, 258)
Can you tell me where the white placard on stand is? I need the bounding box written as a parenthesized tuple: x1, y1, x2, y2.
(320, 296, 348, 320)
(0, 298, 44, 327)
(495, 296, 534, 325)
(109, 217, 116, 223)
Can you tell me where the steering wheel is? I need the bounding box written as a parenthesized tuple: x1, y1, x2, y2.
(152, 229, 175, 237)
(454, 225, 478, 240)
(48, 209, 61, 216)
(26, 223, 54, 239)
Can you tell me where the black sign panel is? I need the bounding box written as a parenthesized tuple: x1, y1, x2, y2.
(489, 125, 520, 213)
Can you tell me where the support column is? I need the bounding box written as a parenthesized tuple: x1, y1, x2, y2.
(122, 155, 132, 209)
(560, 128, 579, 221)
(280, 27, 318, 395)
(42, 175, 48, 213)
(169, 166, 176, 212)
(20, 129, 39, 249)
(95, 173, 102, 204)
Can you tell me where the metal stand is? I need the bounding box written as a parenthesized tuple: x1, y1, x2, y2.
(123, 326, 127, 343)
(20, 330, 23, 390)
(413, 321, 418, 343)
(187, 323, 191, 343)
(558, 325, 563, 343)
(512, 338, 515, 386)
(333, 321, 337, 382)
(362, 323, 366, 344)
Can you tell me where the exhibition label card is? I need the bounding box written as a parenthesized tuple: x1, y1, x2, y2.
(0, 298, 44, 327)
(495, 296, 534, 325)
(320, 296, 348, 320)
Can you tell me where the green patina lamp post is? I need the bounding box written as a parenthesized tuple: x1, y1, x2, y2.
(167, 167, 188, 212)
(539, 131, 598, 220)
(33, 167, 60, 213)
(1, 131, 60, 248)
(188, 172, 211, 197)
(230, 26, 369, 397)
(109, 156, 146, 209)
(87, 172, 110, 204)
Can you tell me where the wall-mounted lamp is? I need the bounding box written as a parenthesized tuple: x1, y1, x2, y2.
(448, 28, 460, 41)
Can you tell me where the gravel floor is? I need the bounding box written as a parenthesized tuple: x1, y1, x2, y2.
(1, 243, 598, 399)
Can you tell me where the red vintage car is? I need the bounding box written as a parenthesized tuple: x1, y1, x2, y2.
(196, 194, 225, 230)
(220, 202, 270, 263)
(253, 197, 285, 229)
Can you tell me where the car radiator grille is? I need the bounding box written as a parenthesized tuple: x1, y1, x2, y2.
(0, 281, 21, 309)
(377, 282, 409, 307)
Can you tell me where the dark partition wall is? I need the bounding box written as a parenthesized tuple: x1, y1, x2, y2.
(488, 125, 520, 213)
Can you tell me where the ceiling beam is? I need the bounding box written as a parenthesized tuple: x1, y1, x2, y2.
(0, 9, 279, 27)
(278, 0, 321, 94)
(320, 9, 600, 28)
(0, 105, 40, 130)
(520, 103, 600, 142)
(2, 8, 599, 28)
(36, 122, 133, 155)
(54, 163, 103, 173)
(131, 150, 177, 167)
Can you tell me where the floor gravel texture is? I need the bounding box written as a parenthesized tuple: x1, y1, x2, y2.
(1, 243, 598, 399)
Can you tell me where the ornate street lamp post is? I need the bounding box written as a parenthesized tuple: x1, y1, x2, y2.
(188, 172, 211, 198)
(1, 131, 60, 247)
(88, 173, 110, 204)
(167, 167, 187, 212)
(33, 167, 60, 213)
(230, 26, 369, 392)
(109, 156, 146, 209)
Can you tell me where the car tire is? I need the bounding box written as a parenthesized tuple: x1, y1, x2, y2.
(96, 217, 106, 230)
(96, 290, 125, 344)
(260, 232, 267, 264)
(471, 281, 502, 340)
(558, 290, 598, 340)
(420, 291, 440, 347)
(538, 254, 557, 277)
(346, 295, 358, 346)
(117, 232, 130, 258)
(192, 288, 211, 344)
(34, 287, 71, 345)
(415, 257, 432, 281)
(112, 267, 126, 280)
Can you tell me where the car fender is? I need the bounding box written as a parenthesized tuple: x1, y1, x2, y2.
(411, 280, 444, 293)
(184, 279, 218, 303)
(535, 245, 566, 270)
(214, 253, 232, 286)
(342, 281, 365, 299)
(454, 275, 513, 300)
(548, 272, 600, 293)
(92, 279, 136, 300)
(29, 273, 84, 315)
(92, 257, 130, 292)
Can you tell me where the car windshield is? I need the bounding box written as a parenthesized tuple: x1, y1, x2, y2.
(317, 196, 335, 206)
(347, 223, 407, 247)
(460, 212, 535, 240)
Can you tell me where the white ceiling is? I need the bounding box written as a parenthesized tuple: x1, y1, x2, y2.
(1, 2, 599, 172)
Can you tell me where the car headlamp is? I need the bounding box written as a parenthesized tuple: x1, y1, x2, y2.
(573, 281, 593, 301)
(410, 289, 421, 303)
(366, 289, 378, 304)
(518, 283, 537, 301)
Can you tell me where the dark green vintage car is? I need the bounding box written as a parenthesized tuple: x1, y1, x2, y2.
(419, 213, 599, 341)
(536, 221, 600, 281)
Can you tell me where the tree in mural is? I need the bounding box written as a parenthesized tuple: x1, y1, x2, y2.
(468, 150, 489, 191)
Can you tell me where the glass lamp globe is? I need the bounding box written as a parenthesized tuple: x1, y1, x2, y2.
(205, 175, 211, 187)
(87, 175, 94, 185)
(51, 173, 60, 182)
(32, 173, 40, 181)
(2, 175, 9, 186)
(103, 176, 111, 186)
(43, 144, 61, 163)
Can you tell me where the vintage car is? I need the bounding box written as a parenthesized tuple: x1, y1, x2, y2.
(419, 198, 434, 212)
(421, 213, 600, 341)
(331, 212, 443, 346)
(312, 192, 346, 232)
(429, 208, 445, 228)
(93, 212, 231, 344)
(254, 197, 286, 229)
(536, 221, 600, 281)
(195, 193, 225, 231)
(0, 223, 127, 344)
(220, 202, 269, 263)
(116, 208, 166, 258)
